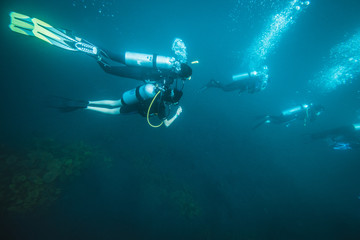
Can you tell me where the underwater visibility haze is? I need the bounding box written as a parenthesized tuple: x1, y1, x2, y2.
(1, 0, 360, 239)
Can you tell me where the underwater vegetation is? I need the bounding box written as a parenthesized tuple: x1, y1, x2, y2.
(0, 139, 112, 213)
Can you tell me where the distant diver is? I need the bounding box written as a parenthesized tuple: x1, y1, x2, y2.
(9, 12, 192, 127)
(201, 66, 269, 94)
(253, 103, 324, 129)
(311, 123, 360, 150)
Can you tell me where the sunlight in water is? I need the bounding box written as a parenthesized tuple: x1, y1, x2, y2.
(245, 0, 310, 69)
(310, 29, 360, 92)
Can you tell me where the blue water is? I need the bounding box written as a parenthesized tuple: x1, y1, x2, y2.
(1, 0, 360, 239)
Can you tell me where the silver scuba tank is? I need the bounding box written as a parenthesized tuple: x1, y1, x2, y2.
(282, 105, 303, 116)
(232, 70, 260, 81)
(121, 83, 156, 105)
(232, 72, 250, 81)
(125, 52, 174, 69)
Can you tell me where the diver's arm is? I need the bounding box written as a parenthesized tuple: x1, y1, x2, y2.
(222, 80, 248, 92)
(164, 106, 182, 127)
(200, 79, 221, 92)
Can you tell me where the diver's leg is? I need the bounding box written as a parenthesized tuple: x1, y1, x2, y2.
(200, 79, 223, 92)
(86, 106, 121, 115)
(212, 80, 227, 91)
(88, 99, 122, 107)
(97, 60, 145, 80)
(85, 99, 122, 115)
(101, 49, 126, 64)
(252, 115, 271, 129)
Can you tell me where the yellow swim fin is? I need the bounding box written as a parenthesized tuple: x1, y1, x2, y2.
(9, 12, 35, 36)
(9, 11, 98, 54)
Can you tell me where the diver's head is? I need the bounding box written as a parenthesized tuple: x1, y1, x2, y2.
(179, 63, 192, 79)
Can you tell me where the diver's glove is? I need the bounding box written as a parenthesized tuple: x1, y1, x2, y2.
(176, 106, 183, 116)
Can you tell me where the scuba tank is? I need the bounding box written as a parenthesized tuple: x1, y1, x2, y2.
(125, 52, 175, 70)
(232, 72, 250, 81)
(232, 70, 259, 81)
(121, 83, 156, 105)
(281, 104, 309, 116)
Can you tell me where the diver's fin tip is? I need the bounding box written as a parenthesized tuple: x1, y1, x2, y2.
(9, 12, 98, 54)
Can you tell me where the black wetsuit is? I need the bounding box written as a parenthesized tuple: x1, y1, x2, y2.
(120, 84, 183, 120)
(311, 125, 360, 147)
(97, 49, 179, 81)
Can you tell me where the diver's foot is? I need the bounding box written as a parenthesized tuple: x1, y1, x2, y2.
(46, 96, 89, 112)
(74, 39, 98, 55)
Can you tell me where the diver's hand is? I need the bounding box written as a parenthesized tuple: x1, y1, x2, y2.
(176, 106, 183, 116)
(164, 106, 182, 127)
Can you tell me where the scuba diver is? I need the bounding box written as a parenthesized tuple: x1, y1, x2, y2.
(311, 123, 360, 150)
(253, 103, 324, 129)
(8, 12, 192, 83)
(9, 12, 192, 127)
(200, 66, 269, 94)
(95, 43, 192, 85)
(48, 82, 183, 127)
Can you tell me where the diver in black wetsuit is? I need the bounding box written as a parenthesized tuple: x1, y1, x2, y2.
(49, 82, 184, 127)
(253, 103, 324, 129)
(201, 66, 269, 94)
(96, 48, 192, 85)
(311, 123, 360, 150)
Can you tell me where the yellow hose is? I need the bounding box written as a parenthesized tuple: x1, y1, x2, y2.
(147, 91, 163, 128)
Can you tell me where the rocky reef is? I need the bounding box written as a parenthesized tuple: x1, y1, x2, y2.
(130, 153, 201, 219)
(0, 138, 111, 213)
